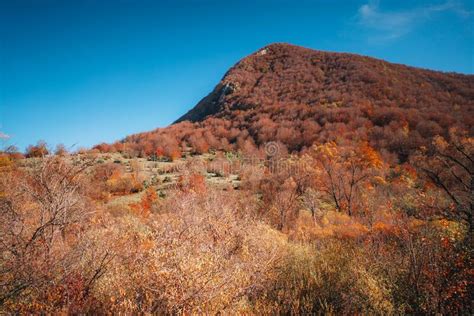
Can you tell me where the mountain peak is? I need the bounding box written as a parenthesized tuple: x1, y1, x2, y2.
(176, 43, 473, 125)
(253, 42, 304, 53)
(130, 43, 474, 161)
(256, 42, 314, 53)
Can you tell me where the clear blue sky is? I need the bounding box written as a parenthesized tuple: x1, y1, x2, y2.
(1, 0, 472, 152)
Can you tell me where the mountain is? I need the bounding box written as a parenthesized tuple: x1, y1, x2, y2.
(176, 43, 473, 123)
(97, 43, 474, 162)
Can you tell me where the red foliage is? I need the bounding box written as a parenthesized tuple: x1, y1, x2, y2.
(130, 187, 158, 218)
(178, 173, 207, 193)
(93, 44, 473, 162)
(26, 141, 49, 158)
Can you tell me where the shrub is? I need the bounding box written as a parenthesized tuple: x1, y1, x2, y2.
(255, 240, 394, 314)
(25, 141, 49, 158)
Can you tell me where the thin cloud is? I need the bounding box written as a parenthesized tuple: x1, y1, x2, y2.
(0, 132, 10, 140)
(357, 0, 472, 42)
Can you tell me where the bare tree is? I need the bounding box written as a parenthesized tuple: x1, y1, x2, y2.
(0, 156, 99, 307)
(309, 142, 383, 216)
(413, 129, 473, 242)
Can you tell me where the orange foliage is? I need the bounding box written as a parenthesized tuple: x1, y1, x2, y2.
(93, 44, 472, 161)
(308, 141, 385, 215)
(25, 141, 49, 158)
(178, 173, 206, 193)
(130, 187, 158, 218)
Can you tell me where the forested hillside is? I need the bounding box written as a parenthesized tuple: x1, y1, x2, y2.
(96, 43, 473, 163)
(1, 44, 472, 314)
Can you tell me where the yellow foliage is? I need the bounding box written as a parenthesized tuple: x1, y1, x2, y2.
(371, 221, 400, 236)
(333, 222, 369, 239)
(320, 215, 330, 226)
(256, 239, 395, 314)
(373, 176, 387, 185)
(431, 219, 466, 241)
(293, 211, 370, 240)
(408, 218, 425, 230)
(0, 155, 12, 167)
(323, 210, 352, 226)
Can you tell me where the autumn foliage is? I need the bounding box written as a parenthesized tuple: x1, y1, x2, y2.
(2, 43, 473, 314)
(1, 133, 473, 313)
(94, 44, 473, 163)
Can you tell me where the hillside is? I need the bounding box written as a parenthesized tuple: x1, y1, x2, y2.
(3, 44, 473, 314)
(96, 43, 474, 162)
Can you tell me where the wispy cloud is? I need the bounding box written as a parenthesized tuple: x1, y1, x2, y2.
(357, 0, 472, 42)
(0, 132, 10, 140)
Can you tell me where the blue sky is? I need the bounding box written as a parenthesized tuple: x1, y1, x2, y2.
(1, 0, 473, 152)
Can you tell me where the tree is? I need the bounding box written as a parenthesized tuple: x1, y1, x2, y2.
(130, 187, 158, 217)
(309, 142, 383, 215)
(0, 156, 108, 310)
(300, 188, 324, 223)
(413, 129, 473, 242)
(188, 133, 209, 154)
(54, 143, 68, 156)
(258, 156, 311, 230)
(25, 141, 49, 158)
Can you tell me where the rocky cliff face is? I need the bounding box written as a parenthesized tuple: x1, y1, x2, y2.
(175, 83, 234, 123)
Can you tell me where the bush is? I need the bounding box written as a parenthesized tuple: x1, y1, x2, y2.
(88, 188, 287, 314)
(255, 240, 394, 314)
(25, 141, 49, 158)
